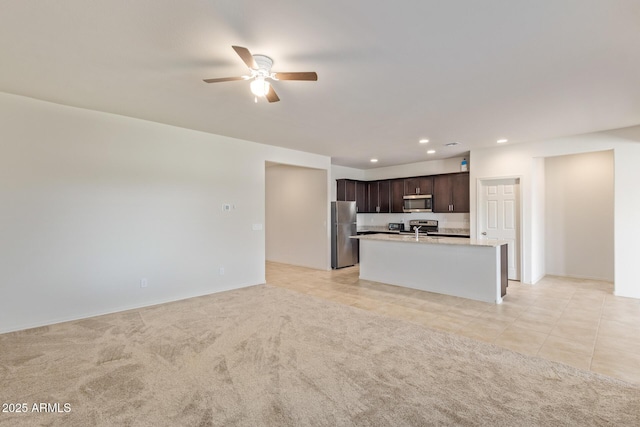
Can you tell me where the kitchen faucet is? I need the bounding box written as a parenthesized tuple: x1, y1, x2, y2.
(415, 225, 421, 240)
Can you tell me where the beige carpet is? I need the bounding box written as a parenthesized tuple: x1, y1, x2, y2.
(1, 285, 639, 426)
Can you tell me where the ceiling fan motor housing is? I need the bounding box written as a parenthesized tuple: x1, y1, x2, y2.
(253, 55, 273, 75)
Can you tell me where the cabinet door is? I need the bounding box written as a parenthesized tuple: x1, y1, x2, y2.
(417, 176, 433, 195)
(344, 180, 356, 202)
(404, 178, 419, 195)
(336, 179, 346, 201)
(361, 181, 391, 213)
(355, 181, 368, 213)
(336, 179, 356, 202)
(432, 175, 452, 213)
(378, 180, 391, 213)
(433, 173, 470, 213)
(390, 179, 404, 213)
(451, 173, 470, 213)
(405, 176, 433, 195)
(365, 181, 378, 213)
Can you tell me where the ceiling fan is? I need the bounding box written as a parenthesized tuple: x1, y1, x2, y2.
(203, 46, 318, 103)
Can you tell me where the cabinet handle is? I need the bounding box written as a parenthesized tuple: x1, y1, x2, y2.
(416, 187, 420, 194)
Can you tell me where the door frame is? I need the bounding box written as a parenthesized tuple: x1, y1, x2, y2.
(476, 175, 523, 281)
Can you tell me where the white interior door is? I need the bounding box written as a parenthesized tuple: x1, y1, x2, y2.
(479, 178, 520, 280)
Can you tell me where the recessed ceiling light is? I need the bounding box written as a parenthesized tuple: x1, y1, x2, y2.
(427, 150, 436, 154)
(370, 158, 378, 163)
(419, 139, 429, 144)
(497, 139, 508, 144)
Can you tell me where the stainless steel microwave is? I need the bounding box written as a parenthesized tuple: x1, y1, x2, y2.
(403, 194, 432, 212)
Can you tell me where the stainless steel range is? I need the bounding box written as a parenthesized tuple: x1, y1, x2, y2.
(406, 219, 438, 234)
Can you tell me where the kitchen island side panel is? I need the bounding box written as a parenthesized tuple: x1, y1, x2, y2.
(359, 239, 503, 303)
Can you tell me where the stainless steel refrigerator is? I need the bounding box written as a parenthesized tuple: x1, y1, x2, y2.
(331, 201, 358, 269)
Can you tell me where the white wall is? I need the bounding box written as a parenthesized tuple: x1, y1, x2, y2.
(0, 92, 331, 333)
(470, 126, 640, 298)
(265, 164, 329, 269)
(530, 157, 546, 283)
(545, 151, 614, 281)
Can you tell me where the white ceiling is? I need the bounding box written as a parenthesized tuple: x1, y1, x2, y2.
(2, 1, 639, 169)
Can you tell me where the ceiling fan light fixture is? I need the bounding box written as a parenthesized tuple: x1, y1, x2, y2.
(250, 77, 270, 97)
(203, 46, 317, 103)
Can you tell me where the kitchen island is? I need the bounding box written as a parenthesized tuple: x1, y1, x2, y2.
(352, 234, 508, 303)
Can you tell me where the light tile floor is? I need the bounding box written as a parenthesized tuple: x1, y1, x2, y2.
(266, 262, 640, 384)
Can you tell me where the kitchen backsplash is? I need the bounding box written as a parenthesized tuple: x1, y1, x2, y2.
(357, 212, 470, 230)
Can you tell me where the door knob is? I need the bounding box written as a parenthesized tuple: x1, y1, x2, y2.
(481, 232, 487, 235)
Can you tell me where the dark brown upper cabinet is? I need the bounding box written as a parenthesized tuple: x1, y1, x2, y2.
(367, 180, 391, 213)
(433, 172, 470, 213)
(355, 181, 368, 213)
(336, 179, 355, 202)
(404, 176, 433, 195)
(338, 173, 467, 214)
(390, 179, 405, 213)
(336, 179, 368, 213)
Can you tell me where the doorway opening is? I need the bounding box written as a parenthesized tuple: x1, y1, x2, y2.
(265, 162, 329, 270)
(544, 150, 614, 282)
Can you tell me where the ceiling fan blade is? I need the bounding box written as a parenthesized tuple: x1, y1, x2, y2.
(232, 45, 258, 69)
(273, 72, 318, 81)
(266, 85, 280, 103)
(203, 76, 245, 83)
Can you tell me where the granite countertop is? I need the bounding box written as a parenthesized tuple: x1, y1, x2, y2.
(351, 233, 507, 247)
(357, 226, 471, 237)
(429, 228, 471, 237)
(357, 226, 398, 233)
